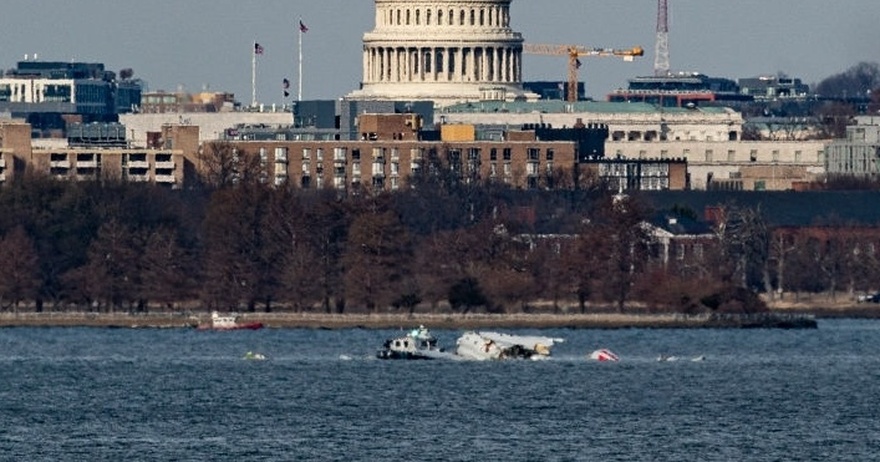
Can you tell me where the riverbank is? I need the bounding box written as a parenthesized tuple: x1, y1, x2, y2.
(0, 311, 822, 329)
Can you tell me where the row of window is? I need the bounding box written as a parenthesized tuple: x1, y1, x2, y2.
(627, 148, 824, 163)
(611, 130, 739, 142)
(264, 146, 557, 163)
(47, 152, 174, 163)
(382, 6, 509, 28)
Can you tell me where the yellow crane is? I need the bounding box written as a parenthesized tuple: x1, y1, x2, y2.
(523, 44, 645, 102)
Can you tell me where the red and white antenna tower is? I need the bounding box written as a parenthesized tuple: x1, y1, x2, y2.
(654, 0, 670, 76)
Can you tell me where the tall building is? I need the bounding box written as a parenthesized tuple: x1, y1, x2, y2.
(0, 60, 143, 133)
(346, 0, 538, 107)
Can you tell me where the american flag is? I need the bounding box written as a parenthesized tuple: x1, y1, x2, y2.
(254, 43, 264, 55)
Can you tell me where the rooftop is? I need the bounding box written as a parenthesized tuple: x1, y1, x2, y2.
(439, 100, 734, 115)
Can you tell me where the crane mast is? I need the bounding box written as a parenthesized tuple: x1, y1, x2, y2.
(523, 44, 644, 102)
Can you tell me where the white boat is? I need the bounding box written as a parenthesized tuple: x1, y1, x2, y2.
(376, 326, 458, 360)
(455, 331, 563, 360)
(197, 311, 264, 331)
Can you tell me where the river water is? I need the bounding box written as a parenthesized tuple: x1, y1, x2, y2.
(1, 320, 879, 461)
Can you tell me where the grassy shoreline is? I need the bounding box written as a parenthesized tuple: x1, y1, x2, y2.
(0, 310, 839, 329)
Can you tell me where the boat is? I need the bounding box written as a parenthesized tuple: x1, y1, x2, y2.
(376, 325, 458, 360)
(197, 311, 264, 331)
(455, 331, 563, 360)
(589, 349, 620, 362)
(243, 351, 267, 360)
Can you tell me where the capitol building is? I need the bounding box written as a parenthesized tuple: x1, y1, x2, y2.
(346, 0, 539, 106)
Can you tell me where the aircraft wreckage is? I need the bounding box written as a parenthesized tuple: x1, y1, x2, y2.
(376, 326, 564, 361)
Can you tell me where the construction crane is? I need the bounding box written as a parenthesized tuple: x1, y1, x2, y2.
(523, 44, 644, 102)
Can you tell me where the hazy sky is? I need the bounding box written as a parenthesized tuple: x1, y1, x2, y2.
(2, 1, 878, 105)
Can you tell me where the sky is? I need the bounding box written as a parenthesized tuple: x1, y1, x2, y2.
(2, 1, 878, 106)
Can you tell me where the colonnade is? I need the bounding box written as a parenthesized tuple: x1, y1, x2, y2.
(363, 45, 520, 84)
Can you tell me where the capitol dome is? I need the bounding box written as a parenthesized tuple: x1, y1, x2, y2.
(346, 0, 538, 107)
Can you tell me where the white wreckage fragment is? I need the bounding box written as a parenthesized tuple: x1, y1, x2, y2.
(455, 331, 564, 360)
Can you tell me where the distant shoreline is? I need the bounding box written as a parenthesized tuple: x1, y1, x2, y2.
(0, 310, 851, 329)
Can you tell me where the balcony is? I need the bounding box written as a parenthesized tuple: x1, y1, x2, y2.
(128, 174, 150, 183)
(50, 160, 71, 168)
(127, 161, 150, 169)
(76, 160, 99, 169)
(155, 161, 175, 169)
(155, 174, 176, 183)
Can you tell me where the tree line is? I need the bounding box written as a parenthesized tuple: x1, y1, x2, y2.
(0, 168, 875, 315)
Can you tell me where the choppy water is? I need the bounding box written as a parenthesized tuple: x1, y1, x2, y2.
(1, 320, 880, 461)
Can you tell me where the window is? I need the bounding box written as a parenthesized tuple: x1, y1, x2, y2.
(794, 150, 802, 162)
(727, 150, 735, 162)
(302, 148, 311, 160)
(527, 148, 540, 160)
(772, 150, 779, 162)
(503, 148, 511, 161)
(490, 148, 497, 161)
(705, 150, 713, 162)
(546, 149, 554, 161)
(750, 150, 758, 162)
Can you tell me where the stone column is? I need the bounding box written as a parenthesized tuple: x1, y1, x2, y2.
(482, 48, 490, 82)
(456, 48, 463, 82)
(404, 47, 410, 82)
(467, 48, 475, 82)
(363, 49, 369, 84)
(383, 48, 387, 82)
(392, 48, 399, 82)
(443, 48, 450, 82)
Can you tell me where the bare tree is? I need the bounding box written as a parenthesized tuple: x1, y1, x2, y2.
(63, 219, 141, 311)
(140, 226, 196, 311)
(342, 196, 414, 312)
(0, 226, 41, 311)
(579, 193, 654, 312)
(199, 141, 263, 188)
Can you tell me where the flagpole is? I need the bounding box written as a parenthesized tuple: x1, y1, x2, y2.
(298, 17, 303, 101)
(252, 41, 257, 107)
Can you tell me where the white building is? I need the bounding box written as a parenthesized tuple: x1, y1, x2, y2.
(119, 111, 292, 146)
(439, 100, 828, 190)
(826, 116, 880, 176)
(346, 0, 538, 107)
